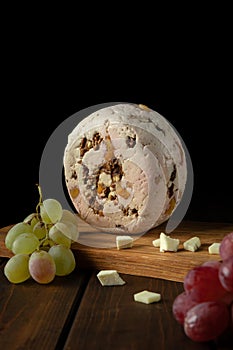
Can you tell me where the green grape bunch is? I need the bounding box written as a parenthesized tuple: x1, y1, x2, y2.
(4, 185, 79, 284)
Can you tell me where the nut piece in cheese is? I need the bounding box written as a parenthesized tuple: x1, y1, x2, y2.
(97, 270, 126, 286)
(183, 236, 201, 252)
(134, 290, 161, 304)
(208, 242, 221, 255)
(116, 235, 134, 250)
(159, 232, 180, 252)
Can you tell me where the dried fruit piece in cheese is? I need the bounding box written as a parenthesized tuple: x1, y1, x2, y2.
(116, 235, 134, 249)
(97, 270, 126, 286)
(134, 290, 161, 304)
(208, 243, 221, 255)
(159, 232, 180, 252)
(183, 236, 201, 252)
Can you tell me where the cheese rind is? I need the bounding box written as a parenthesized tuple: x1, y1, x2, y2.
(63, 103, 188, 235)
(208, 242, 220, 255)
(159, 232, 180, 252)
(116, 235, 134, 250)
(97, 270, 126, 286)
(134, 290, 161, 304)
(183, 236, 201, 252)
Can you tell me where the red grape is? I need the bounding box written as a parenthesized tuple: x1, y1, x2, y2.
(172, 291, 198, 325)
(231, 303, 233, 330)
(172, 230, 233, 344)
(202, 260, 221, 269)
(184, 265, 226, 302)
(219, 291, 233, 306)
(218, 255, 233, 293)
(184, 301, 230, 342)
(219, 232, 233, 260)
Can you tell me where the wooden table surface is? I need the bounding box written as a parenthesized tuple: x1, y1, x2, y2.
(1, 220, 233, 349)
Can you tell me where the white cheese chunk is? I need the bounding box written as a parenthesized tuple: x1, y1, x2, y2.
(99, 172, 112, 187)
(208, 242, 221, 255)
(159, 232, 180, 252)
(134, 290, 161, 304)
(116, 235, 134, 250)
(152, 238, 160, 247)
(183, 236, 201, 252)
(97, 270, 126, 286)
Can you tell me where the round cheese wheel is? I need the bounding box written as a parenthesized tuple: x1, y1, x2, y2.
(63, 103, 187, 234)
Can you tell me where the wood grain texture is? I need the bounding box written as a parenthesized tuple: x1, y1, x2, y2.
(0, 225, 14, 258)
(72, 218, 233, 282)
(1, 265, 232, 349)
(0, 267, 91, 350)
(1, 219, 233, 282)
(64, 273, 216, 350)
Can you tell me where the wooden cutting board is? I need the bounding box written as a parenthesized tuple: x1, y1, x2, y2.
(1, 218, 233, 282)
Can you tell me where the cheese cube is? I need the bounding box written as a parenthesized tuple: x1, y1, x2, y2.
(116, 235, 134, 250)
(134, 290, 161, 304)
(208, 242, 220, 255)
(152, 238, 160, 247)
(159, 232, 179, 252)
(183, 236, 201, 252)
(97, 270, 126, 286)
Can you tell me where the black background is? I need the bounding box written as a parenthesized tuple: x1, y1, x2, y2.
(1, 7, 232, 228)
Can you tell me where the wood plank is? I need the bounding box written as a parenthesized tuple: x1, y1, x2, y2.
(1, 219, 233, 282)
(73, 219, 233, 282)
(0, 264, 91, 350)
(64, 272, 228, 350)
(0, 225, 14, 258)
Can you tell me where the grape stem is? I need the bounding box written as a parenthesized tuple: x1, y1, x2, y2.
(35, 185, 53, 250)
(37, 223, 52, 249)
(36, 184, 43, 215)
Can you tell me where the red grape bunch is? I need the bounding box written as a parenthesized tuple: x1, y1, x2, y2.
(172, 232, 233, 342)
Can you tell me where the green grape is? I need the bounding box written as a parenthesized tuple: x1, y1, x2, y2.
(4, 254, 30, 283)
(40, 198, 63, 224)
(23, 213, 40, 229)
(12, 233, 40, 255)
(33, 221, 47, 240)
(41, 238, 55, 249)
(61, 209, 79, 227)
(55, 220, 79, 242)
(48, 245, 76, 276)
(29, 250, 56, 284)
(49, 225, 71, 248)
(5, 222, 33, 250)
